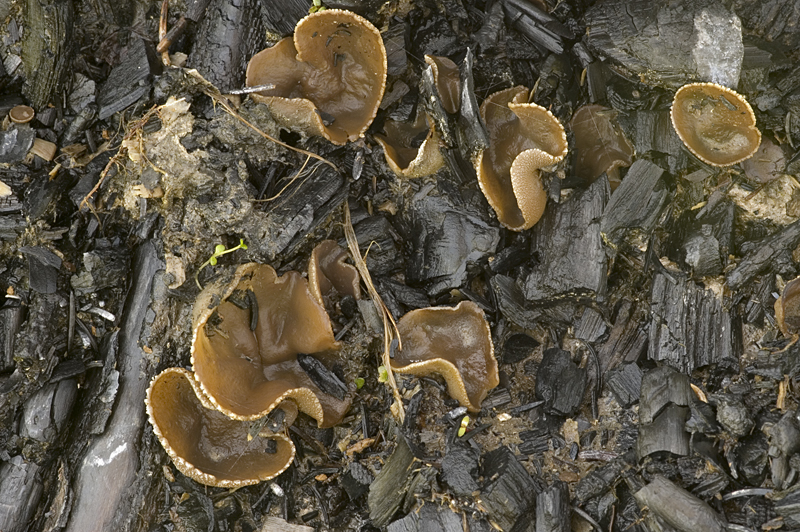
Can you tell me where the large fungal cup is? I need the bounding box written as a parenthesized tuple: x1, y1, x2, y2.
(245, 9, 387, 145)
(146, 368, 295, 487)
(670, 82, 761, 167)
(475, 86, 568, 230)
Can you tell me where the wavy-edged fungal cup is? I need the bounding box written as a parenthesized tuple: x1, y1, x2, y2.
(146, 367, 295, 487)
(475, 86, 568, 231)
(246, 9, 387, 145)
(191, 263, 351, 427)
(670, 82, 761, 167)
(392, 301, 498, 412)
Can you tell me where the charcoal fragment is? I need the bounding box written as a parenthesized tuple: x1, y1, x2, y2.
(766, 410, 800, 489)
(535, 348, 587, 416)
(605, 363, 642, 408)
(98, 38, 159, 119)
(600, 159, 669, 256)
(442, 442, 480, 496)
(0, 126, 34, 164)
(479, 446, 539, 532)
(536, 480, 570, 532)
(341, 462, 373, 501)
(297, 354, 348, 401)
(502, 333, 539, 364)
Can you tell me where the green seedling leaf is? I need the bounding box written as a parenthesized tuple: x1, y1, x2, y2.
(195, 238, 249, 289)
(378, 365, 388, 383)
(355, 377, 365, 389)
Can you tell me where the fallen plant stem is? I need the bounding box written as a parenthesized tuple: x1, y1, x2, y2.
(192, 71, 338, 171)
(343, 203, 405, 422)
(80, 103, 165, 213)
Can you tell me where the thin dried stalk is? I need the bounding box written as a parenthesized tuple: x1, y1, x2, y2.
(190, 70, 338, 171)
(343, 203, 405, 422)
(80, 104, 163, 212)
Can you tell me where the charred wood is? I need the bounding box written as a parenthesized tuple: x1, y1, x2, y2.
(649, 270, 741, 373)
(63, 241, 163, 532)
(524, 175, 609, 302)
(21, 0, 74, 110)
(188, 0, 265, 90)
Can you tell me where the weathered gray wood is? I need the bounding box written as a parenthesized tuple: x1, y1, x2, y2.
(64, 240, 163, 532)
(368, 437, 418, 527)
(21, 0, 73, 110)
(633, 475, 727, 532)
(0, 456, 42, 532)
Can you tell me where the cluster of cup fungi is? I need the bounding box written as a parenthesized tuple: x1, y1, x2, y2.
(147, 8, 767, 487)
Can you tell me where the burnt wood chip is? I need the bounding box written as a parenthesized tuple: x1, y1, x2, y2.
(479, 446, 540, 531)
(98, 38, 159, 120)
(535, 348, 587, 417)
(600, 158, 669, 255)
(387, 503, 480, 532)
(649, 270, 740, 373)
(536, 480, 571, 532)
(341, 462, 373, 501)
(441, 442, 480, 496)
(574, 455, 632, 505)
(523, 174, 608, 301)
(502, 333, 539, 364)
(605, 363, 642, 408)
(296, 353, 347, 401)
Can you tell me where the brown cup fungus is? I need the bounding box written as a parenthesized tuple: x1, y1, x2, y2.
(391, 301, 498, 412)
(146, 368, 294, 487)
(308, 239, 361, 307)
(775, 277, 800, 337)
(570, 104, 633, 188)
(245, 10, 387, 145)
(424, 55, 461, 115)
(475, 86, 568, 231)
(670, 82, 761, 166)
(192, 263, 350, 427)
(147, 243, 359, 487)
(375, 113, 444, 178)
(9, 105, 34, 124)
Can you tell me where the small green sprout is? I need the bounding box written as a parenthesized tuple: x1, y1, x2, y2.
(309, 0, 326, 13)
(195, 238, 248, 289)
(377, 365, 388, 383)
(355, 377, 365, 390)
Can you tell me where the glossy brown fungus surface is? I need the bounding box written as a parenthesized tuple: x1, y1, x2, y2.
(670, 82, 761, 166)
(308, 239, 361, 307)
(475, 86, 568, 231)
(192, 263, 350, 427)
(570, 104, 634, 188)
(146, 368, 295, 487)
(375, 112, 444, 178)
(391, 301, 498, 412)
(245, 9, 387, 145)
